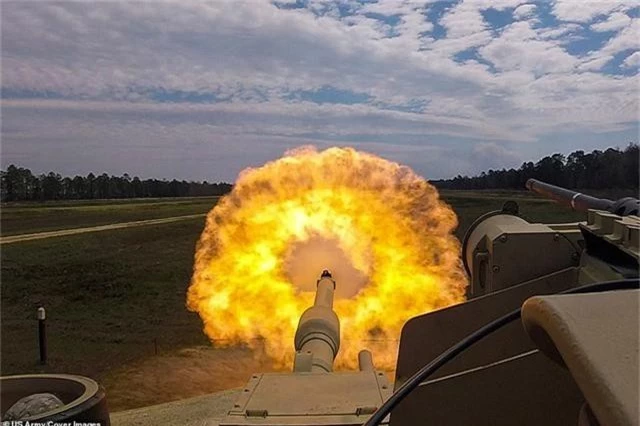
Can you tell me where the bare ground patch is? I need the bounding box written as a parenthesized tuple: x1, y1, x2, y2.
(102, 346, 282, 412)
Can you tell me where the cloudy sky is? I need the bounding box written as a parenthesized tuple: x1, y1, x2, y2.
(2, 0, 638, 182)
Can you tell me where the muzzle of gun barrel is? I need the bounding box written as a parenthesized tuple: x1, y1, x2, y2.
(293, 270, 341, 373)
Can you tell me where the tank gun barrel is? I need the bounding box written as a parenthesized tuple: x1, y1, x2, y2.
(526, 179, 639, 216)
(526, 179, 614, 212)
(293, 270, 341, 373)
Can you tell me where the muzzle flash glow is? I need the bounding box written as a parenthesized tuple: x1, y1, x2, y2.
(186, 146, 468, 370)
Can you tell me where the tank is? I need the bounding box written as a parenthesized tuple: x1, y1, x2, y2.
(392, 180, 639, 426)
(217, 180, 638, 426)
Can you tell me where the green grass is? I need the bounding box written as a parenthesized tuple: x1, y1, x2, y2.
(1, 197, 218, 236)
(0, 190, 591, 410)
(1, 218, 211, 380)
(2, 196, 219, 208)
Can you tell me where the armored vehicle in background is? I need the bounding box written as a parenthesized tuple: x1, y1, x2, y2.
(389, 179, 638, 426)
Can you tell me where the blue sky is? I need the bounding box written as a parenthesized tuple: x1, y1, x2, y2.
(1, 0, 638, 181)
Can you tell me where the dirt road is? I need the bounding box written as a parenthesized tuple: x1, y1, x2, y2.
(0, 214, 206, 245)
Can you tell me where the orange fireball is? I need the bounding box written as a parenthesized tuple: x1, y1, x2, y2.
(187, 146, 467, 370)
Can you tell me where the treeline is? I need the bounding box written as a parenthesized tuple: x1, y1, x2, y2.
(0, 165, 233, 201)
(433, 144, 639, 190)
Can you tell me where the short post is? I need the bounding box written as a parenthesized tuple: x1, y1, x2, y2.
(358, 349, 374, 372)
(37, 307, 47, 365)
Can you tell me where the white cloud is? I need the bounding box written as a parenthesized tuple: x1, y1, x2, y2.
(462, 0, 526, 11)
(551, 0, 635, 23)
(431, 0, 529, 56)
(577, 55, 614, 72)
(428, 31, 493, 56)
(439, 1, 489, 38)
(1, 98, 520, 179)
(537, 23, 583, 40)
(479, 21, 577, 74)
(591, 12, 632, 32)
(513, 4, 537, 20)
(577, 18, 639, 70)
(1, 96, 528, 144)
(358, 0, 424, 16)
(1, 0, 638, 180)
(623, 51, 640, 69)
(597, 18, 640, 56)
(507, 71, 640, 135)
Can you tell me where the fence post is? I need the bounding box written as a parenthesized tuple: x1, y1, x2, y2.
(37, 307, 47, 365)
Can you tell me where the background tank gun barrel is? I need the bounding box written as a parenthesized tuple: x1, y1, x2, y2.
(293, 270, 341, 373)
(526, 178, 613, 211)
(526, 178, 639, 216)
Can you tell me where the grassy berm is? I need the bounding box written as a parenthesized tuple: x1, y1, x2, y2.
(1, 191, 587, 410)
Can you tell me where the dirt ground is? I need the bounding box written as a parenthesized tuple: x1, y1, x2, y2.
(102, 346, 281, 412)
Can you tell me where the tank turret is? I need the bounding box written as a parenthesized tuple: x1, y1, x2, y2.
(220, 271, 392, 426)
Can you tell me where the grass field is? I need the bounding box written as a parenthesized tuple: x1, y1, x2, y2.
(0, 197, 218, 236)
(0, 191, 589, 411)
